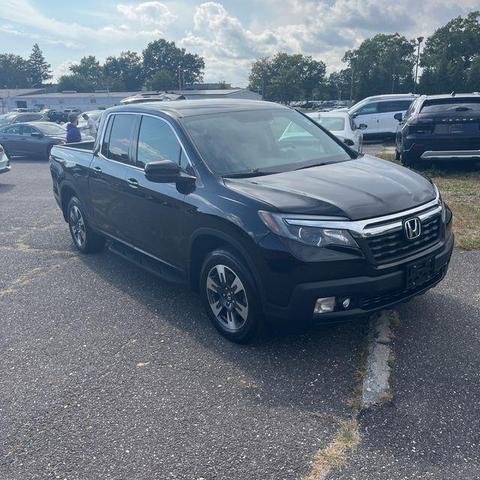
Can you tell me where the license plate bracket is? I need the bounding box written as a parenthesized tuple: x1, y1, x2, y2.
(406, 256, 435, 290)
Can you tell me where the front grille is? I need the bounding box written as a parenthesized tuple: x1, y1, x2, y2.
(365, 214, 442, 263)
(359, 270, 443, 310)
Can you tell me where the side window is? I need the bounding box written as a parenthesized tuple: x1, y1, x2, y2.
(355, 102, 378, 115)
(21, 125, 36, 136)
(105, 114, 135, 164)
(378, 100, 412, 113)
(4, 125, 22, 135)
(136, 116, 181, 168)
(101, 116, 113, 157)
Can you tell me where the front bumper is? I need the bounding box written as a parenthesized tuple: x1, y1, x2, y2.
(264, 233, 454, 322)
(421, 149, 480, 160)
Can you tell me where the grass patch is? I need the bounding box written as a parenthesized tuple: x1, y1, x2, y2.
(304, 420, 360, 480)
(376, 149, 480, 249)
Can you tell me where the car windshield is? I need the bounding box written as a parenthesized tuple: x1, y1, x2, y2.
(420, 97, 480, 113)
(36, 123, 66, 136)
(182, 109, 351, 177)
(315, 116, 345, 131)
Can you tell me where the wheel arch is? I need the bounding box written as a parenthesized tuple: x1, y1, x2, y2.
(188, 228, 265, 302)
(60, 183, 78, 221)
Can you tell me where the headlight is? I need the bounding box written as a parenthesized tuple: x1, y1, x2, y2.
(258, 211, 358, 248)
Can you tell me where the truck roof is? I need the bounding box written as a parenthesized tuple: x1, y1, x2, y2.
(106, 99, 288, 118)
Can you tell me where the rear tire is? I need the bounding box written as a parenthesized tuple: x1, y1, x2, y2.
(200, 248, 263, 343)
(67, 196, 105, 253)
(400, 151, 418, 168)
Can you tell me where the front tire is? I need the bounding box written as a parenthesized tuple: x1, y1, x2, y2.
(67, 196, 105, 253)
(200, 248, 263, 343)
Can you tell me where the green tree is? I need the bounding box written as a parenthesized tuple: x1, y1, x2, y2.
(327, 69, 352, 100)
(27, 43, 51, 87)
(142, 39, 204, 87)
(419, 11, 480, 93)
(343, 33, 415, 100)
(145, 69, 176, 91)
(249, 53, 326, 102)
(103, 51, 143, 91)
(0, 54, 29, 88)
(58, 56, 105, 92)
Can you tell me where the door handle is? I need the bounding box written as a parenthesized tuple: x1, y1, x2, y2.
(127, 178, 139, 188)
(93, 166, 102, 173)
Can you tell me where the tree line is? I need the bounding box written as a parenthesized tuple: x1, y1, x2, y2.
(0, 39, 204, 93)
(0, 11, 478, 100)
(249, 11, 480, 102)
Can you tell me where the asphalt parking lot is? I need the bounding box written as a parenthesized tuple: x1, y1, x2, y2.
(1, 159, 479, 479)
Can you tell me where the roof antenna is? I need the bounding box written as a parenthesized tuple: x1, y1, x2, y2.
(451, 91, 456, 96)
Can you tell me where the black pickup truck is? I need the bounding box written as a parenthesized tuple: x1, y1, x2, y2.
(50, 99, 454, 342)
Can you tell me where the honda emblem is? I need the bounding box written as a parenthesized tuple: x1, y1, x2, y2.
(404, 217, 422, 240)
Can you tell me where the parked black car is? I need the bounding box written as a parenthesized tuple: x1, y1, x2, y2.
(50, 99, 454, 342)
(0, 122, 66, 160)
(395, 93, 480, 166)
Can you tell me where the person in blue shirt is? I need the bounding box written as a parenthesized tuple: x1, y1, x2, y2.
(66, 114, 81, 143)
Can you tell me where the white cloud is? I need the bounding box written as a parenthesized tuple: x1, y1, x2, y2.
(117, 2, 177, 28)
(51, 60, 79, 82)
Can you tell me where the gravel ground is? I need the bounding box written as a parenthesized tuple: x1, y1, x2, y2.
(0, 160, 365, 480)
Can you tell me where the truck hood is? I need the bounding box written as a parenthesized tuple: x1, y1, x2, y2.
(223, 155, 436, 220)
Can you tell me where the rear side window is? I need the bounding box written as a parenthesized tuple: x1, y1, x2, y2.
(105, 114, 136, 164)
(420, 97, 480, 113)
(378, 100, 412, 113)
(21, 125, 36, 136)
(136, 116, 181, 168)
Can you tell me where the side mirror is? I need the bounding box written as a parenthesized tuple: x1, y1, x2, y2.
(144, 159, 195, 186)
(358, 123, 368, 130)
(31, 131, 43, 138)
(394, 112, 403, 122)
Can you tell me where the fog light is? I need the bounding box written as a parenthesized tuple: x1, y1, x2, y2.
(342, 298, 351, 309)
(314, 297, 336, 314)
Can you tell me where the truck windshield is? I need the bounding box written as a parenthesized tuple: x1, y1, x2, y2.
(182, 109, 352, 177)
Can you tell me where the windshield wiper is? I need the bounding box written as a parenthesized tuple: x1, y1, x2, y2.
(293, 162, 330, 171)
(223, 168, 278, 178)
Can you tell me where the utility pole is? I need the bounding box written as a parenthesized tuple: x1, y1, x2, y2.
(414, 36, 424, 94)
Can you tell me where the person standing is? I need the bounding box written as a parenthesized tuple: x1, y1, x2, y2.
(82, 113, 97, 138)
(66, 114, 81, 143)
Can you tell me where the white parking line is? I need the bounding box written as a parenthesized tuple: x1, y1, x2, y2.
(362, 310, 397, 408)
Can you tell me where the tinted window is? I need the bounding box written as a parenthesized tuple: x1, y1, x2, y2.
(2, 125, 21, 134)
(18, 114, 42, 122)
(378, 100, 412, 113)
(106, 115, 135, 164)
(21, 125, 37, 136)
(420, 97, 480, 113)
(136, 116, 181, 168)
(355, 103, 378, 115)
(101, 116, 113, 157)
(182, 109, 351, 176)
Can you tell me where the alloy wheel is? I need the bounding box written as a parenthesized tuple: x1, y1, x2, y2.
(206, 264, 249, 332)
(70, 205, 86, 248)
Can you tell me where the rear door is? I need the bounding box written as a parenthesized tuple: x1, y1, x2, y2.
(89, 113, 137, 238)
(120, 114, 190, 267)
(377, 100, 413, 135)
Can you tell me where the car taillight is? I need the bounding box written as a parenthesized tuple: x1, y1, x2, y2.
(408, 124, 434, 134)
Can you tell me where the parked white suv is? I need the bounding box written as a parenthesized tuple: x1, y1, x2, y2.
(349, 94, 417, 138)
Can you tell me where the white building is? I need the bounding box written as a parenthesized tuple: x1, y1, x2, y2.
(0, 88, 261, 113)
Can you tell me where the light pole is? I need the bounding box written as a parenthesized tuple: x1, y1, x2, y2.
(414, 36, 424, 94)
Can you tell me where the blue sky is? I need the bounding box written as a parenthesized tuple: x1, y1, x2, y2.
(0, 0, 477, 86)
